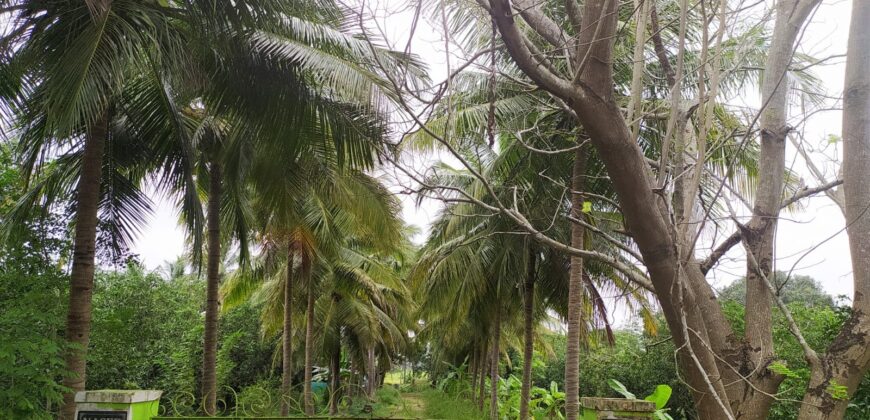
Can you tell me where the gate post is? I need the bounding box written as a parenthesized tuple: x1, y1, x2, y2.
(580, 397, 656, 419)
(74, 390, 162, 420)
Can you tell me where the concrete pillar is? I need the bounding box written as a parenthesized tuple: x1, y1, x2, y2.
(580, 397, 657, 419)
(74, 390, 162, 420)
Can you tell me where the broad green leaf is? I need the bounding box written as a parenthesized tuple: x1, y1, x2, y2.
(607, 379, 636, 399)
(644, 384, 672, 410)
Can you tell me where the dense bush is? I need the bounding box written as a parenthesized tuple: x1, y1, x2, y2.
(0, 230, 68, 419)
(0, 147, 70, 419)
(526, 329, 695, 418)
(87, 265, 204, 392)
(87, 263, 278, 413)
(0, 257, 280, 418)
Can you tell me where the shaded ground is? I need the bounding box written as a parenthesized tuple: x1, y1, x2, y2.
(376, 389, 483, 419)
(371, 390, 428, 418)
(397, 393, 426, 418)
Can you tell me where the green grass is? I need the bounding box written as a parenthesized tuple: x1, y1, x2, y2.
(370, 386, 419, 418)
(418, 389, 484, 419)
(376, 386, 402, 406)
(383, 370, 429, 386)
(362, 385, 483, 419)
(384, 371, 404, 385)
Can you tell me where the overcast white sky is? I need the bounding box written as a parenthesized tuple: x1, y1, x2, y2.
(133, 0, 857, 304)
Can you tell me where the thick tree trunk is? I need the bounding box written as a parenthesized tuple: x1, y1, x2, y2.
(280, 249, 294, 416)
(489, 306, 501, 420)
(798, 1, 870, 417)
(487, 0, 825, 417)
(734, 2, 822, 417)
(201, 160, 222, 416)
(303, 273, 315, 415)
(59, 113, 108, 420)
(519, 246, 536, 420)
(745, 0, 807, 377)
(329, 343, 341, 416)
(486, 12, 728, 414)
(565, 146, 588, 420)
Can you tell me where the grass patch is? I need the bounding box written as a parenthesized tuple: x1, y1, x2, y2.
(384, 371, 404, 385)
(376, 386, 402, 405)
(419, 389, 484, 419)
(345, 384, 482, 419)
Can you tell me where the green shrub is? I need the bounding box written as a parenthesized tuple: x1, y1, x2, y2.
(376, 386, 401, 405)
(0, 150, 70, 419)
(422, 389, 483, 419)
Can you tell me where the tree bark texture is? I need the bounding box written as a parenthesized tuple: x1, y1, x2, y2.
(736, 2, 822, 417)
(489, 307, 501, 420)
(366, 346, 377, 398)
(798, 1, 870, 417)
(201, 160, 222, 416)
(280, 248, 294, 416)
(329, 342, 341, 416)
(478, 342, 487, 411)
(303, 273, 315, 415)
(565, 146, 588, 420)
(470, 347, 479, 405)
(60, 113, 108, 420)
(519, 246, 536, 420)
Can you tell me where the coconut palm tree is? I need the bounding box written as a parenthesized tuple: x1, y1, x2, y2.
(221, 150, 405, 415)
(407, 98, 661, 417)
(0, 3, 414, 418)
(315, 234, 416, 413)
(0, 1, 334, 415)
(143, 3, 425, 410)
(178, 7, 426, 411)
(0, 0, 425, 415)
(0, 3, 190, 415)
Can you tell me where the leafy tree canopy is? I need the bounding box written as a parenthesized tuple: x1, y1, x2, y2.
(718, 271, 834, 307)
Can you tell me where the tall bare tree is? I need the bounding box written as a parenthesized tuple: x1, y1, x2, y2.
(377, 0, 870, 418)
(354, 0, 869, 416)
(796, 1, 870, 418)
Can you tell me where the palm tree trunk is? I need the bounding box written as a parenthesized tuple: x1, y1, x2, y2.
(565, 146, 588, 420)
(366, 346, 377, 398)
(470, 347, 479, 404)
(280, 249, 294, 416)
(303, 271, 315, 416)
(60, 113, 108, 420)
(519, 247, 536, 420)
(352, 359, 359, 397)
(329, 343, 341, 415)
(489, 306, 501, 420)
(478, 342, 487, 411)
(202, 160, 222, 416)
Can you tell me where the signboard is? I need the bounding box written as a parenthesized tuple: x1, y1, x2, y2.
(77, 411, 128, 420)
